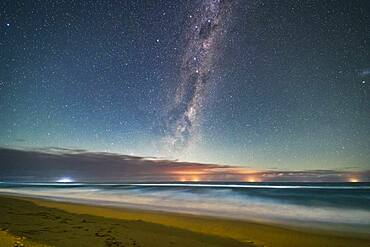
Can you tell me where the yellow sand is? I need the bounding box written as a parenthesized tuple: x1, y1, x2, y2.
(0, 228, 51, 247)
(32, 198, 370, 247)
(0, 196, 248, 247)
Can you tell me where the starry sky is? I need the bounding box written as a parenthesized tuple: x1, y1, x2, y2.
(1, 0, 369, 174)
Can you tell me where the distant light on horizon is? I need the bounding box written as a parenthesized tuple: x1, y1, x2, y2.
(178, 176, 200, 182)
(349, 177, 359, 183)
(245, 176, 260, 183)
(56, 177, 74, 183)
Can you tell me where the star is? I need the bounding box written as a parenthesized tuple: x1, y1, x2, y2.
(0, 0, 369, 174)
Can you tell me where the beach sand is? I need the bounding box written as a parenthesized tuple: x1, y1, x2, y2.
(0, 195, 369, 247)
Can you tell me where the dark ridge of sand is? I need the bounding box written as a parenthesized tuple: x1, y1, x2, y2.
(0, 196, 251, 247)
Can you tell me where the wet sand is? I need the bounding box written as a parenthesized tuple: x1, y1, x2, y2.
(0, 195, 369, 247)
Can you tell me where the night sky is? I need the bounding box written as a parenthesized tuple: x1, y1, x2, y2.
(1, 0, 369, 176)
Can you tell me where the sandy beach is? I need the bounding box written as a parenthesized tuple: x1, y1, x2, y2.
(0, 195, 369, 247)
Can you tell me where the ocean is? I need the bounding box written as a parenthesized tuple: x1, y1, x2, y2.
(1, 182, 369, 233)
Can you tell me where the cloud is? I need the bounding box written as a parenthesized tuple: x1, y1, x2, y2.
(0, 147, 368, 182)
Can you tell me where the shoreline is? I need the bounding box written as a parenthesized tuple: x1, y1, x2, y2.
(1, 189, 369, 235)
(0, 194, 369, 247)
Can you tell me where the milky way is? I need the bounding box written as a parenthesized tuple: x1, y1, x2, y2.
(164, 0, 234, 154)
(2, 0, 369, 171)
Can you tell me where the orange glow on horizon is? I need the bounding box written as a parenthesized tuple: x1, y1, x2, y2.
(244, 176, 260, 182)
(169, 167, 260, 176)
(172, 166, 263, 182)
(178, 176, 200, 182)
(349, 177, 359, 183)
